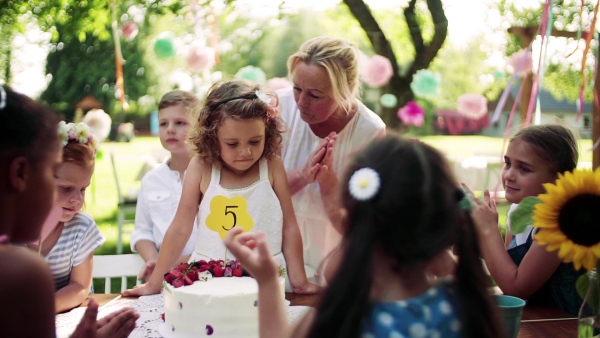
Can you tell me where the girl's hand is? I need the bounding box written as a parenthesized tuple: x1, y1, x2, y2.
(70, 299, 99, 338)
(224, 228, 279, 284)
(121, 281, 161, 297)
(138, 258, 157, 282)
(461, 183, 499, 236)
(291, 281, 320, 295)
(96, 307, 139, 338)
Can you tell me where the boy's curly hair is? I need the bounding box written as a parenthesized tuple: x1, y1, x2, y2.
(188, 80, 286, 165)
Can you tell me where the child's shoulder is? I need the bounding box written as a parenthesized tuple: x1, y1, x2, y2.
(68, 211, 95, 226)
(140, 162, 171, 183)
(0, 246, 54, 292)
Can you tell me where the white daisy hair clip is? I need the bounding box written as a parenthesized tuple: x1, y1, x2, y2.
(348, 167, 381, 201)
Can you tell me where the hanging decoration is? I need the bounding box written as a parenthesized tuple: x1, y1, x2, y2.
(456, 94, 488, 119)
(360, 55, 394, 88)
(111, 0, 127, 110)
(82, 109, 112, 142)
(379, 94, 398, 108)
(235, 66, 267, 84)
(410, 69, 441, 98)
(509, 49, 533, 77)
(154, 32, 177, 59)
(397, 101, 425, 127)
(185, 41, 216, 73)
(266, 77, 292, 91)
(121, 21, 139, 40)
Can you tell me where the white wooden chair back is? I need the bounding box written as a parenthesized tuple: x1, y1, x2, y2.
(93, 254, 145, 293)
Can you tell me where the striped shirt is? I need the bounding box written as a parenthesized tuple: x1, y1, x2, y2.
(45, 212, 105, 291)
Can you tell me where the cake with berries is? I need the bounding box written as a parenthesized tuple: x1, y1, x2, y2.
(162, 260, 284, 338)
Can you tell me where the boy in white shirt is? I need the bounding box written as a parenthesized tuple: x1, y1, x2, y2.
(131, 90, 200, 281)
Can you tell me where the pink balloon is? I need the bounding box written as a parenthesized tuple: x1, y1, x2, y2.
(361, 55, 394, 88)
(185, 42, 215, 73)
(37, 205, 63, 244)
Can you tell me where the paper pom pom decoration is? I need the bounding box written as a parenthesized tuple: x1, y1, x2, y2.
(154, 32, 177, 59)
(361, 55, 394, 88)
(235, 66, 267, 84)
(410, 69, 441, 98)
(509, 49, 533, 77)
(185, 41, 215, 73)
(82, 109, 112, 142)
(267, 77, 292, 91)
(397, 101, 425, 127)
(379, 94, 398, 108)
(121, 21, 139, 40)
(456, 93, 488, 119)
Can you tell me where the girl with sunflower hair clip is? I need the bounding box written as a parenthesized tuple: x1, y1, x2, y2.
(462, 124, 585, 316)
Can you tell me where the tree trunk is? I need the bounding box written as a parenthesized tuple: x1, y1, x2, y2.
(343, 0, 447, 128)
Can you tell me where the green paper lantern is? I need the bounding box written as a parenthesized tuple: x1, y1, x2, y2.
(154, 33, 176, 59)
(379, 94, 398, 108)
(234, 66, 267, 84)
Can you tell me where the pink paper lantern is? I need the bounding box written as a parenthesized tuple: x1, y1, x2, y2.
(397, 101, 425, 127)
(509, 49, 533, 77)
(361, 55, 394, 88)
(267, 77, 292, 91)
(185, 42, 216, 73)
(456, 93, 488, 119)
(121, 21, 139, 40)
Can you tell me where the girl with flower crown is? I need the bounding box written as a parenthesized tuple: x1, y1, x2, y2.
(27, 120, 106, 313)
(224, 135, 504, 338)
(123, 80, 318, 297)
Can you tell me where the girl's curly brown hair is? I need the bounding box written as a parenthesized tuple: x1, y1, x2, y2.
(188, 80, 286, 165)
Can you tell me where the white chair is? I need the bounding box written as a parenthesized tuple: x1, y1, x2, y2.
(92, 254, 145, 293)
(110, 152, 138, 254)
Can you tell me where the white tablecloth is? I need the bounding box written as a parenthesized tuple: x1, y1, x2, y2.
(56, 294, 310, 338)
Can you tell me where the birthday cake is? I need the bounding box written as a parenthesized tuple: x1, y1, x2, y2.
(162, 260, 284, 338)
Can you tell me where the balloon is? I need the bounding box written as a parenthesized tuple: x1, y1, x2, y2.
(457, 93, 488, 119)
(121, 21, 139, 40)
(185, 41, 215, 73)
(154, 32, 176, 59)
(37, 205, 63, 244)
(379, 94, 398, 108)
(234, 66, 266, 84)
(266, 77, 292, 91)
(361, 55, 394, 88)
(410, 69, 441, 98)
(397, 101, 425, 127)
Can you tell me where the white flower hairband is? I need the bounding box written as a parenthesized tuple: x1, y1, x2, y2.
(255, 90, 279, 119)
(348, 167, 381, 201)
(58, 121, 98, 149)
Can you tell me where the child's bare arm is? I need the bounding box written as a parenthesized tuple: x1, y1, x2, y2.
(271, 157, 319, 294)
(122, 157, 205, 296)
(55, 253, 94, 312)
(0, 247, 55, 338)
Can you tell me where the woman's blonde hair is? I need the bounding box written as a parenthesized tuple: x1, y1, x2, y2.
(188, 80, 286, 165)
(287, 36, 360, 115)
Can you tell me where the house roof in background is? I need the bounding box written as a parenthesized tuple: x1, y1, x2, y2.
(502, 80, 593, 113)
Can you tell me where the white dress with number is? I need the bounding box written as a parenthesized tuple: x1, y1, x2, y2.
(190, 158, 284, 263)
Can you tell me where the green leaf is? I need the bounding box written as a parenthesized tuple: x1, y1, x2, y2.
(509, 196, 541, 234)
(577, 273, 589, 301)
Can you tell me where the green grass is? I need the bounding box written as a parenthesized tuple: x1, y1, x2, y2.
(89, 135, 592, 292)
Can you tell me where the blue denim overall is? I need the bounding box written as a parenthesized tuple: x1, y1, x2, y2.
(507, 229, 585, 316)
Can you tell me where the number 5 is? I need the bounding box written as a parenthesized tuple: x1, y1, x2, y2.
(222, 205, 238, 231)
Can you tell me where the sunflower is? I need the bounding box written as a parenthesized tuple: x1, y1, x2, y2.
(532, 168, 600, 272)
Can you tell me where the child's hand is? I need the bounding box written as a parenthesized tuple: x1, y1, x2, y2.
(96, 307, 139, 338)
(224, 227, 279, 284)
(291, 281, 321, 295)
(461, 183, 499, 236)
(138, 258, 157, 282)
(71, 299, 99, 338)
(121, 281, 161, 297)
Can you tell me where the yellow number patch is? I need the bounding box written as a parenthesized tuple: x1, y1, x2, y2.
(205, 195, 254, 239)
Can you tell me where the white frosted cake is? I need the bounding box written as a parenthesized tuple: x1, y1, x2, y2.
(162, 260, 284, 338)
